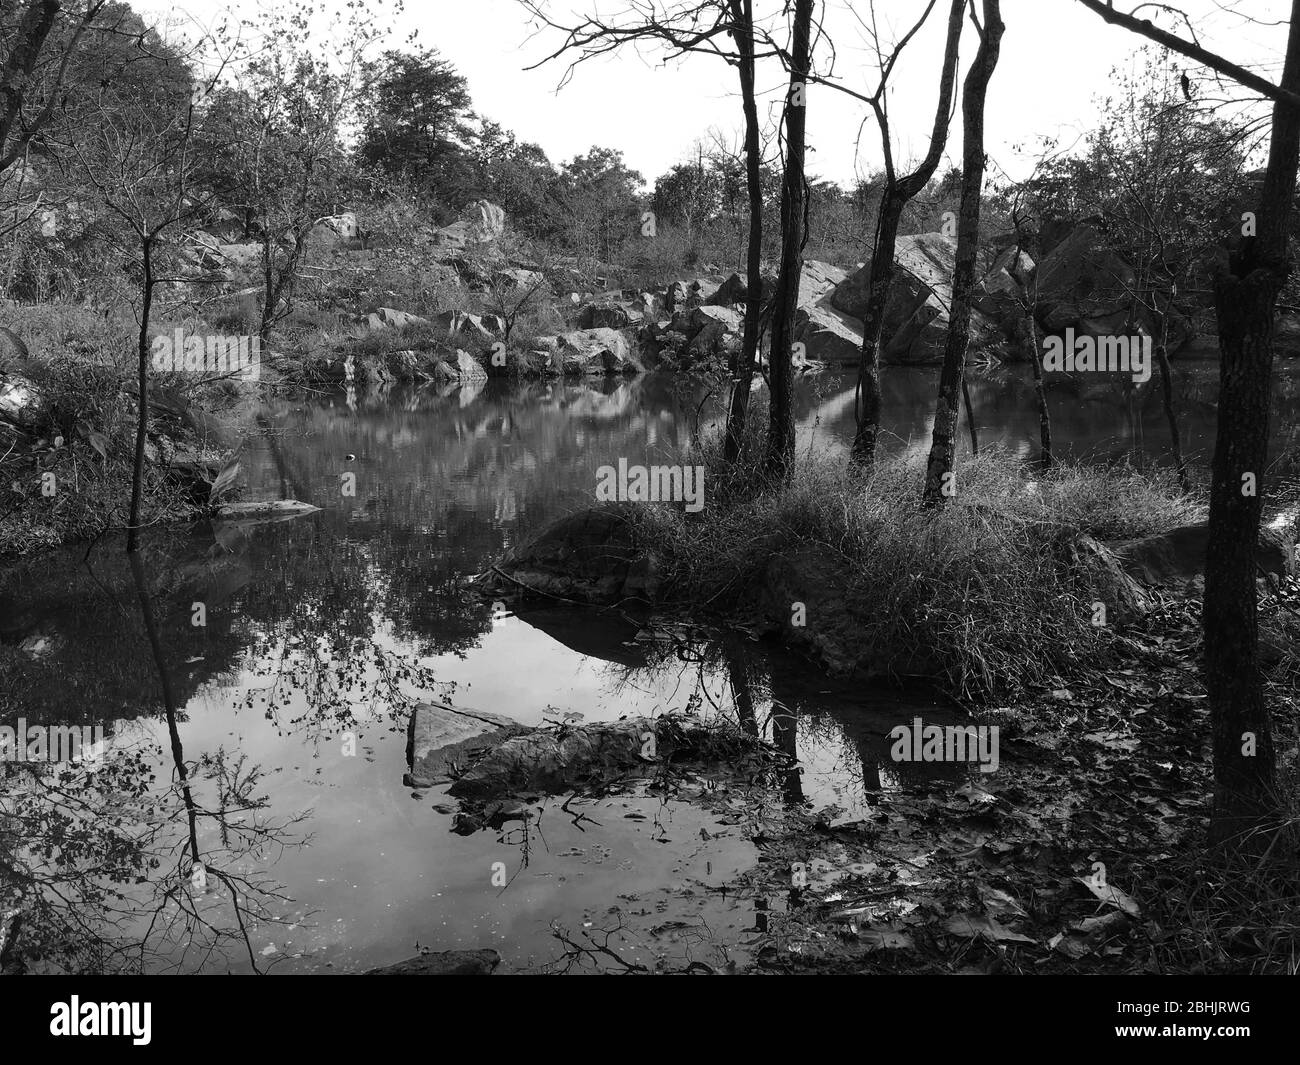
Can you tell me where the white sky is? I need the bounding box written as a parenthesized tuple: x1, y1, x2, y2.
(141, 0, 1294, 188)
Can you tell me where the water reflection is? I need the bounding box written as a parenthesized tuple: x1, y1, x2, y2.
(2, 361, 1296, 972)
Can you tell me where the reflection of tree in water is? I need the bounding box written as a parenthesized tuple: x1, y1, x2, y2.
(0, 547, 315, 974)
(0, 512, 464, 972)
(586, 621, 938, 804)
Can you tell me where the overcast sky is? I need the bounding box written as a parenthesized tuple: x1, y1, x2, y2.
(142, 0, 1293, 188)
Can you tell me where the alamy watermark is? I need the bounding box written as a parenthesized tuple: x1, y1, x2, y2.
(50, 997, 151, 1045)
(889, 717, 999, 774)
(0, 719, 104, 763)
(151, 327, 260, 380)
(1041, 327, 1151, 384)
(595, 458, 705, 513)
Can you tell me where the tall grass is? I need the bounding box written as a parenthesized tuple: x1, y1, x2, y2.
(628, 423, 1202, 700)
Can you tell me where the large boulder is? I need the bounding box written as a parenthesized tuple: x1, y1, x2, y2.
(973, 246, 1034, 319)
(579, 300, 640, 330)
(1033, 224, 1139, 335)
(455, 349, 488, 384)
(556, 328, 642, 375)
(432, 199, 506, 253)
(1109, 523, 1295, 588)
(793, 260, 864, 365)
(830, 234, 1007, 364)
(669, 304, 743, 337)
(706, 271, 776, 308)
(437, 310, 499, 344)
(307, 211, 359, 250)
(663, 277, 721, 312)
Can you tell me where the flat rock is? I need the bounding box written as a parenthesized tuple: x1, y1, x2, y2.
(365, 307, 428, 332)
(406, 701, 522, 789)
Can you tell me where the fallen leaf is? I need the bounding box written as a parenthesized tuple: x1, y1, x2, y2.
(979, 885, 1028, 919)
(1076, 876, 1141, 916)
(944, 912, 1035, 944)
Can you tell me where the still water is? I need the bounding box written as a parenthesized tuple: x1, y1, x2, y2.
(2, 363, 1297, 972)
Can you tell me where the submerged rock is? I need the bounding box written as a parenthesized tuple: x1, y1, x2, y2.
(365, 948, 501, 975)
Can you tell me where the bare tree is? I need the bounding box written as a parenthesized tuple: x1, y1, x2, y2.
(765, 0, 813, 478)
(723, 0, 766, 462)
(71, 62, 210, 552)
(922, 0, 1004, 506)
(846, 0, 966, 470)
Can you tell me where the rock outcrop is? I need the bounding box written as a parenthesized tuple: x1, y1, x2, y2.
(830, 235, 1010, 364)
(794, 260, 862, 365)
(553, 328, 642, 375)
(432, 199, 506, 251)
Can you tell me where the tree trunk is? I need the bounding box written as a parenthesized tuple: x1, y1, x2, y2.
(765, 0, 812, 480)
(849, 0, 966, 470)
(850, 193, 904, 468)
(1024, 307, 1053, 470)
(0, 0, 60, 177)
(1155, 343, 1189, 492)
(962, 378, 979, 456)
(723, 0, 763, 464)
(127, 235, 155, 554)
(922, 0, 1003, 507)
(1203, 0, 1300, 851)
(1073, 0, 1300, 859)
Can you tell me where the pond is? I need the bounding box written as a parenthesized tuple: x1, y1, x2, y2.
(2, 360, 1297, 973)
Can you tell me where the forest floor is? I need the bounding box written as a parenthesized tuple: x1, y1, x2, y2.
(721, 593, 1300, 974)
